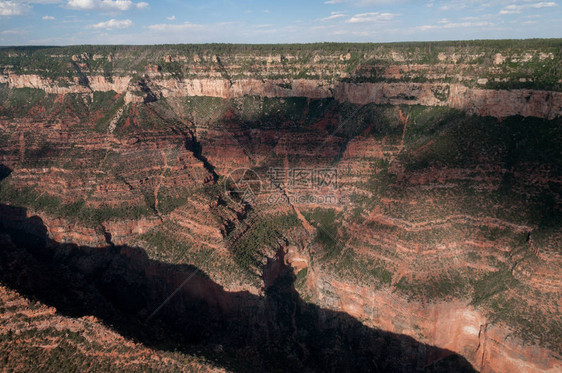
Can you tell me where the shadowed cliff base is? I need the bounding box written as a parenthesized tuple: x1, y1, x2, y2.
(0, 201, 476, 372)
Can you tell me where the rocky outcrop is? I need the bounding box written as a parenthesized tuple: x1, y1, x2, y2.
(335, 82, 562, 119)
(2, 74, 561, 119)
(1, 74, 131, 94)
(315, 279, 561, 373)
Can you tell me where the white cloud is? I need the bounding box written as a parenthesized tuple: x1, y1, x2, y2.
(89, 18, 133, 29)
(0, 1, 30, 16)
(320, 11, 346, 21)
(347, 12, 398, 23)
(418, 20, 495, 31)
(67, 0, 148, 11)
(533, 1, 557, 7)
(166, 15, 175, 20)
(148, 22, 201, 32)
(42, 15, 55, 20)
(499, 1, 557, 15)
(68, 0, 100, 9)
(324, 0, 406, 7)
(325, 0, 406, 4)
(440, 1, 467, 11)
(1, 28, 27, 35)
(356, 0, 403, 3)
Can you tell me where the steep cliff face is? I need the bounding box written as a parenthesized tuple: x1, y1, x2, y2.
(2, 75, 561, 119)
(0, 42, 561, 372)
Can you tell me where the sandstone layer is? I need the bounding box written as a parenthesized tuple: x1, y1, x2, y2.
(2, 74, 561, 120)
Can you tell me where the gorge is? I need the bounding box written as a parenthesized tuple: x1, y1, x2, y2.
(0, 41, 561, 372)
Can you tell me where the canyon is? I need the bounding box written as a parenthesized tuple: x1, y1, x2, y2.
(0, 41, 561, 372)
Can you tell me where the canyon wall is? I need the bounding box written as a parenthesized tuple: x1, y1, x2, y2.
(315, 278, 561, 373)
(2, 74, 561, 119)
(0, 42, 561, 372)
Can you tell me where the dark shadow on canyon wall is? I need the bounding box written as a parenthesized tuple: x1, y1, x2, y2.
(0, 200, 476, 372)
(0, 165, 10, 182)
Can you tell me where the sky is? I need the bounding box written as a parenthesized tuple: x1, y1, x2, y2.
(0, 0, 561, 45)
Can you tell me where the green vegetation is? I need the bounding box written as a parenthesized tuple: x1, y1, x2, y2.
(332, 248, 393, 286)
(395, 273, 468, 299)
(183, 96, 230, 127)
(229, 212, 300, 274)
(294, 267, 308, 289)
(0, 322, 222, 373)
(484, 53, 562, 91)
(468, 261, 560, 348)
(156, 186, 191, 215)
(394, 106, 562, 227)
(233, 96, 310, 128)
(93, 93, 125, 132)
(90, 90, 119, 112)
(0, 88, 46, 116)
(303, 208, 346, 259)
(1, 39, 560, 89)
(139, 221, 259, 288)
(140, 224, 194, 261)
(471, 267, 518, 306)
(401, 106, 562, 171)
(0, 179, 154, 224)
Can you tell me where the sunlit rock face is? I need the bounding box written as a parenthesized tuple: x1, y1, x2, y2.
(0, 42, 561, 372)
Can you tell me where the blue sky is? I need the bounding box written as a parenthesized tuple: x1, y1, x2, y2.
(0, 0, 561, 45)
